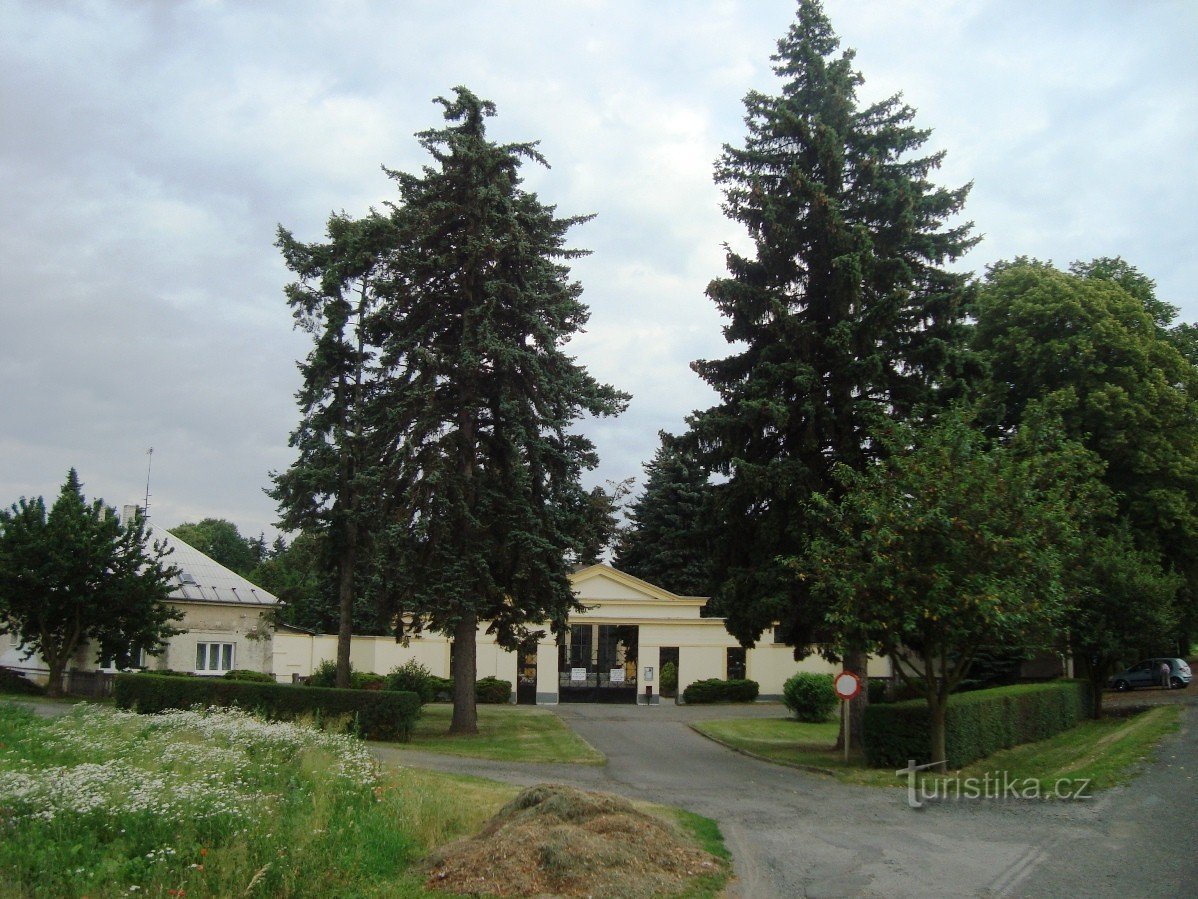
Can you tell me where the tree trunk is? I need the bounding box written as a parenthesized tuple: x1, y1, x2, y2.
(45, 656, 66, 699)
(335, 521, 357, 689)
(450, 611, 479, 735)
(835, 648, 869, 751)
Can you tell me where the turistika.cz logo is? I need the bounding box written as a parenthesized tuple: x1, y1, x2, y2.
(895, 760, 1093, 809)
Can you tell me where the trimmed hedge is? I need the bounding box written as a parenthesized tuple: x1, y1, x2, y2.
(782, 673, 836, 722)
(114, 673, 421, 742)
(476, 676, 512, 704)
(682, 678, 760, 704)
(863, 680, 1092, 769)
(222, 669, 276, 683)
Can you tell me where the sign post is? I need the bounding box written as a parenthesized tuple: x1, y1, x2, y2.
(834, 671, 862, 764)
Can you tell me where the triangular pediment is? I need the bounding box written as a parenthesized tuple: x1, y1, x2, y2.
(569, 564, 705, 605)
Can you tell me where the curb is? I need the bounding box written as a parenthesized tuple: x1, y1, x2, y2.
(687, 723, 838, 777)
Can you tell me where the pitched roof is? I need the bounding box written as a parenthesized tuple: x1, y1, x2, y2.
(152, 528, 279, 607)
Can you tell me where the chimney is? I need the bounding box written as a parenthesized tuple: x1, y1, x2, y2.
(121, 505, 142, 525)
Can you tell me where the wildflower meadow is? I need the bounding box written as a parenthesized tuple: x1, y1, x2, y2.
(0, 703, 449, 897)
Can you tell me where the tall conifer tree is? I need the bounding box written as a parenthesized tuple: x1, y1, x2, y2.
(271, 212, 394, 687)
(373, 89, 627, 735)
(615, 433, 713, 597)
(687, 0, 975, 740)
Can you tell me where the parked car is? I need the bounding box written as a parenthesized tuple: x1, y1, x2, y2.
(1108, 658, 1192, 691)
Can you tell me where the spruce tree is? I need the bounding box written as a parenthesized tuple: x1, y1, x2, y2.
(270, 211, 394, 687)
(614, 432, 713, 596)
(372, 88, 627, 735)
(687, 0, 975, 741)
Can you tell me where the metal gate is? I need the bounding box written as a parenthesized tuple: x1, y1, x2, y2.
(558, 624, 638, 703)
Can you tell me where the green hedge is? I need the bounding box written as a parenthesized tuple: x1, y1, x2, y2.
(476, 676, 512, 704)
(863, 680, 1092, 769)
(114, 673, 421, 742)
(222, 669, 276, 683)
(782, 673, 836, 722)
(682, 678, 760, 704)
(0, 667, 44, 696)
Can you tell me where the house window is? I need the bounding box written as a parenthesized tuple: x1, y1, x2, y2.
(196, 642, 235, 674)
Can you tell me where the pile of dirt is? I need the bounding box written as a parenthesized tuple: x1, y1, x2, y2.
(423, 783, 724, 897)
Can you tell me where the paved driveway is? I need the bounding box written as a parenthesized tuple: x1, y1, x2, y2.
(374, 698, 1198, 898)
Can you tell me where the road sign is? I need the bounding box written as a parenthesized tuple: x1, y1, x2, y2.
(834, 671, 861, 701)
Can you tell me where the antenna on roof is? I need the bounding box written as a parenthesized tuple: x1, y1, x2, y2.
(143, 447, 153, 521)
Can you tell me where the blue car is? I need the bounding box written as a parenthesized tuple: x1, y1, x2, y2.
(1108, 658, 1192, 691)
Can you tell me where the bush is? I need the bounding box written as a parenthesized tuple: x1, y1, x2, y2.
(223, 669, 276, 683)
(660, 661, 678, 696)
(0, 667, 44, 696)
(113, 673, 421, 742)
(476, 676, 512, 704)
(350, 671, 385, 691)
(863, 680, 1092, 769)
(385, 660, 436, 704)
(682, 678, 759, 704)
(138, 669, 196, 678)
(782, 673, 836, 722)
(428, 676, 454, 702)
(307, 659, 343, 688)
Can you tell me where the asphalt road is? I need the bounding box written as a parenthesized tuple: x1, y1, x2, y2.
(373, 696, 1198, 898)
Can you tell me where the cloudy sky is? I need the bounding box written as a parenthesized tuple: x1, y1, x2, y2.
(2, 0, 1195, 541)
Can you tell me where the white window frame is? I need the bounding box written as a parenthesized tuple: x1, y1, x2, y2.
(195, 642, 235, 674)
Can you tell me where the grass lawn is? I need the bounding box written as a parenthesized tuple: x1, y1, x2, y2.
(0, 702, 720, 898)
(396, 703, 605, 764)
(694, 705, 1183, 791)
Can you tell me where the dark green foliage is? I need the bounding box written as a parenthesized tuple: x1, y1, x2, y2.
(307, 659, 345, 688)
(350, 671, 385, 691)
(682, 678, 759, 704)
(113, 673, 421, 742)
(222, 669, 276, 684)
(368, 87, 628, 735)
(686, 1, 975, 659)
(863, 681, 1091, 769)
(168, 519, 258, 576)
(782, 673, 836, 722)
(867, 678, 890, 705)
(384, 660, 436, 704)
(792, 408, 1094, 762)
(659, 661, 678, 696)
(0, 470, 183, 697)
(272, 208, 398, 689)
(0, 667, 44, 696)
(973, 258, 1198, 692)
(615, 433, 713, 596)
(475, 677, 513, 705)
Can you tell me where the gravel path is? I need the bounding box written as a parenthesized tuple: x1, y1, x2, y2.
(372, 696, 1197, 898)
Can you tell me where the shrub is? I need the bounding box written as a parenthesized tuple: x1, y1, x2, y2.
(137, 669, 196, 678)
(782, 673, 836, 722)
(223, 669, 276, 683)
(867, 677, 890, 704)
(350, 671, 385, 691)
(428, 676, 454, 701)
(660, 661, 678, 696)
(476, 677, 512, 704)
(682, 678, 759, 704)
(113, 673, 421, 742)
(0, 667, 44, 696)
(307, 659, 343, 687)
(385, 660, 436, 704)
(863, 680, 1092, 769)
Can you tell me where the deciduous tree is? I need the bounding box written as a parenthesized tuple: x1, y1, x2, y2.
(0, 470, 182, 697)
(791, 411, 1091, 768)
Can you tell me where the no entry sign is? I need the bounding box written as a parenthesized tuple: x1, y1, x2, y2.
(834, 671, 861, 701)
